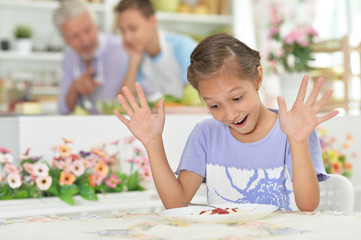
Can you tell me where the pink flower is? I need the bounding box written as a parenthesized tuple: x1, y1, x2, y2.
(20, 148, 31, 160)
(82, 156, 97, 169)
(133, 147, 145, 157)
(140, 168, 152, 181)
(0, 172, 5, 182)
(70, 160, 85, 176)
(7, 173, 22, 189)
(270, 5, 283, 25)
(285, 29, 306, 46)
(36, 176, 52, 191)
(0, 147, 11, 154)
(268, 27, 279, 39)
(105, 174, 121, 188)
(305, 26, 318, 37)
(33, 162, 49, 177)
(135, 157, 149, 168)
(5, 163, 19, 175)
(92, 172, 106, 186)
(123, 136, 136, 145)
(23, 162, 36, 181)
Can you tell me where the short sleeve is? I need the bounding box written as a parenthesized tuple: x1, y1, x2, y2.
(171, 35, 197, 85)
(175, 123, 207, 179)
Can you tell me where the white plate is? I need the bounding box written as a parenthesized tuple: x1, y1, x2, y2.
(161, 203, 278, 223)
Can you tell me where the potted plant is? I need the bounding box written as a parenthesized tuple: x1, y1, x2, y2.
(13, 24, 33, 54)
(266, 4, 318, 107)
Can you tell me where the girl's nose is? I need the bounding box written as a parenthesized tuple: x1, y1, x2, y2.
(225, 106, 238, 122)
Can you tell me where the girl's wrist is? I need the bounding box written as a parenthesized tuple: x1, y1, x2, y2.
(144, 135, 163, 151)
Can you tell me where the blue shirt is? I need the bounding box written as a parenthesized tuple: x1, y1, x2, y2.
(136, 30, 197, 100)
(58, 33, 128, 114)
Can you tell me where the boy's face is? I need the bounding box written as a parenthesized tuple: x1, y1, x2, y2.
(61, 12, 98, 61)
(198, 71, 263, 138)
(117, 8, 157, 53)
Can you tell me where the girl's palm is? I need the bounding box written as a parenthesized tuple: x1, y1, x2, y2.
(114, 83, 165, 147)
(278, 75, 338, 143)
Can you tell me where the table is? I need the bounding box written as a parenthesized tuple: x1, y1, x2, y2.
(1, 211, 360, 240)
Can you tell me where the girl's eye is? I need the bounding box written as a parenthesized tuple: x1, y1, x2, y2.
(233, 96, 242, 101)
(210, 104, 219, 109)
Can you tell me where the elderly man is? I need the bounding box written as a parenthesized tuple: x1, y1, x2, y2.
(53, 0, 128, 114)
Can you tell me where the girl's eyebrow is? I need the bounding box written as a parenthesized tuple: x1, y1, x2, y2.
(203, 87, 245, 100)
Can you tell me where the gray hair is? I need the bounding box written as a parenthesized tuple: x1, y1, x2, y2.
(53, 0, 98, 32)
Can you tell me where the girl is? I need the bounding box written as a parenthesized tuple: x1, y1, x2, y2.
(114, 33, 338, 211)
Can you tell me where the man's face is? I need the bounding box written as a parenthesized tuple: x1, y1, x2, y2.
(61, 12, 98, 61)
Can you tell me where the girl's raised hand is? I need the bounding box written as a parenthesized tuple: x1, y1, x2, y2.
(114, 82, 165, 147)
(277, 75, 338, 143)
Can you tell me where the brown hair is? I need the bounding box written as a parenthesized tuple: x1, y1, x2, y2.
(114, 0, 155, 18)
(187, 33, 261, 90)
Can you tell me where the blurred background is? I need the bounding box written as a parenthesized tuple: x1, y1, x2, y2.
(0, 0, 360, 115)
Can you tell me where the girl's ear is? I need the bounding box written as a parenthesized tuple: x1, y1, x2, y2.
(256, 66, 263, 90)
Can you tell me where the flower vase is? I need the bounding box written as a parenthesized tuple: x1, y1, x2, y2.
(279, 72, 312, 110)
(15, 38, 32, 54)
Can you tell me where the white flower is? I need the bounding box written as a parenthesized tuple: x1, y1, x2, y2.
(33, 162, 49, 177)
(0, 154, 5, 163)
(36, 176, 52, 191)
(70, 160, 85, 177)
(287, 54, 296, 69)
(7, 173, 22, 189)
(0, 153, 12, 163)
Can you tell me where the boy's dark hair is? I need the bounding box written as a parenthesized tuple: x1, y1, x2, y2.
(115, 0, 155, 18)
(187, 33, 262, 91)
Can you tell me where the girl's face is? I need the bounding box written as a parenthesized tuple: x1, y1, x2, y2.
(198, 70, 263, 138)
(117, 8, 156, 53)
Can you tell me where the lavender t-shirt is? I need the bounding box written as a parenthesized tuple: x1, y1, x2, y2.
(175, 115, 328, 210)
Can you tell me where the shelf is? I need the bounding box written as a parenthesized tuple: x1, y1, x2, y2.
(0, 0, 104, 12)
(0, 51, 63, 61)
(32, 86, 59, 95)
(156, 11, 232, 25)
(0, 1, 231, 25)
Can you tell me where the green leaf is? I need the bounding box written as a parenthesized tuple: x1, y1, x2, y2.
(79, 183, 98, 201)
(60, 184, 79, 196)
(59, 193, 75, 205)
(127, 171, 141, 191)
(15, 190, 28, 199)
(0, 184, 9, 196)
(0, 195, 14, 200)
(48, 183, 59, 196)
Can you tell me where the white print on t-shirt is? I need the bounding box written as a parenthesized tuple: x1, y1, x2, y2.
(206, 164, 298, 211)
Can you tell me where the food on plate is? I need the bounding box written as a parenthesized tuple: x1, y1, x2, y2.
(199, 208, 245, 215)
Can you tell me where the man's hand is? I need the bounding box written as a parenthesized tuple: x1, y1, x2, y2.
(73, 67, 99, 96)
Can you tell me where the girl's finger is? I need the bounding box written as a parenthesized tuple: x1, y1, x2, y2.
(123, 86, 140, 111)
(117, 94, 134, 117)
(295, 75, 309, 102)
(312, 89, 333, 113)
(277, 96, 287, 115)
(317, 110, 339, 124)
(114, 109, 129, 126)
(135, 83, 150, 110)
(157, 98, 165, 121)
(306, 77, 323, 106)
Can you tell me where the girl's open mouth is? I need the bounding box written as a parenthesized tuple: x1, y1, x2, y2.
(233, 115, 248, 127)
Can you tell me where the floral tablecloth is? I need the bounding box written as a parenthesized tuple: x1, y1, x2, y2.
(1, 211, 360, 240)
